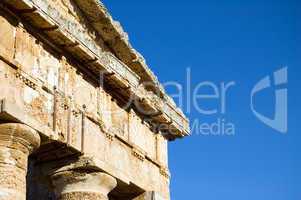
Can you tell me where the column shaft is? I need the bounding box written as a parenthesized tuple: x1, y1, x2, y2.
(0, 123, 40, 200)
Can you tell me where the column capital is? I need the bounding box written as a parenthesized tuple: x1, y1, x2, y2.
(51, 170, 117, 200)
(0, 123, 40, 154)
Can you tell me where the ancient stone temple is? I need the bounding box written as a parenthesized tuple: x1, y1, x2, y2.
(0, 0, 189, 199)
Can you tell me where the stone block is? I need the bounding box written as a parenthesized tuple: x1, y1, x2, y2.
(83, 118, 106, 159)
(98, 89, 112, 130)
(0, 15, 16, 59)
(108, 140, 131, 176)
(156, 134, 168, 167)
(111, 99, 129, 140)
(23, 85, 54, 129)
(58, 59, 76, 97)
(54, 93, 69, 142)
(74, 74, 98, 116)
(0, 60, 23, 108)
(129, 111, 156, 159)
(15, 28, 39, 74)
(38, 46, 61, 88)
(68, 102, 82, 151)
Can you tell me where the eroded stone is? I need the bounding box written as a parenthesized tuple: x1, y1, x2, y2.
(0, 123, 40, 200)
(51, 171, 117, 200)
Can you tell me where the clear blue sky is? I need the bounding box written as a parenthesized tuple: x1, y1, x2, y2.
(102, 0, 300, 199)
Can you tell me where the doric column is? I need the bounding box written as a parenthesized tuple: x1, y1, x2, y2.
(51, 170, 117, 200)
(0, 123, 40, 200)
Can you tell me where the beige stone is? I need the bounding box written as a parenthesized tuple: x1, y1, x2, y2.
(51, 171, 117, 200)
(0, 14, 15, 59)
(0, 0, 190, 199)
(15, 27, 39, 74)
(0, 123, 40, 200)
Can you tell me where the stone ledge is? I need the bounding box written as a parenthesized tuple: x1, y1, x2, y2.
(0, 98, 54, 139)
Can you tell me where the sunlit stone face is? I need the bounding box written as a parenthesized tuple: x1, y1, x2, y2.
(0, 0, 188, 199)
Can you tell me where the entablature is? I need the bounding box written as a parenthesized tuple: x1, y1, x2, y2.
(1, 0, 189, 140)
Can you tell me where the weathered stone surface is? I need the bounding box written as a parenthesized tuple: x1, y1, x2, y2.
(83, 118, 107, 158)
(0, 166, 26, 200)
(74, 72, 98, 116)
(156, 134, 168, 166)
(15, 27, 39, 74)
(0, 0, 190, 199)
(55, 93, 69, 142)
(68, 101, 82, 151)
(0, 60, 24, 108)
(51, 171, 117, 200)
(23, 84, 54, 128)
(59, 192, 107, 200)
(134, 192, 166, 200)
(111, 99, 129, 140)
(129, 110, 157, 159)
(38, 45, 61, 88)
(0, 123, 40, 200)
(0, 15, 15, 60)
(98, 89, 113, 130)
